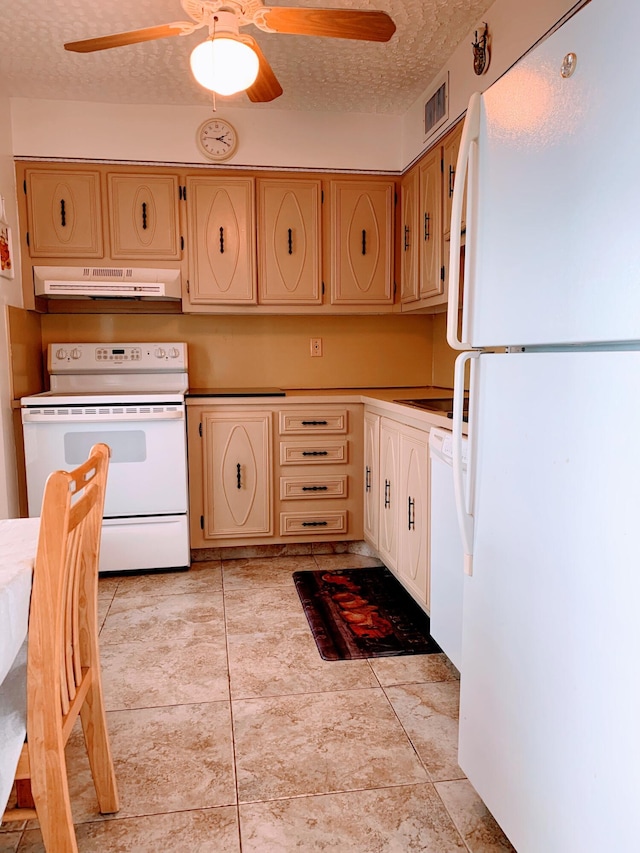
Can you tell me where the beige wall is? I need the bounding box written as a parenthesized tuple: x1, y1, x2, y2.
(41, 313, 434, 391)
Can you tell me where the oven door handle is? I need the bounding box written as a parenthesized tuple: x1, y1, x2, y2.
(21, 409, 185, 424)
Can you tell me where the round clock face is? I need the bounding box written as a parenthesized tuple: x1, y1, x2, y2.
(196, 118, 239, 161)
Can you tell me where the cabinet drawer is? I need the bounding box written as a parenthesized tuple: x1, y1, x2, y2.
(280, 475, 347, 500)
(280, 511, 347, 536)
(280, 440, 347, 465)
(279, 410, 348, 435)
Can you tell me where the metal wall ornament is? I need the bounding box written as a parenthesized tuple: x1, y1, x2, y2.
(472, 23, 490, 76)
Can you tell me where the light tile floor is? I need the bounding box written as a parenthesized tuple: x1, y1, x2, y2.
(2, 554, 515, 852)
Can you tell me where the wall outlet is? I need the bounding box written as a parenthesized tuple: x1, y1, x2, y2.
(310, 337, 323, 357)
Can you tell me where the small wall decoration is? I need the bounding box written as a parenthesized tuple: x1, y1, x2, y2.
(472, 23, 490, 76)
(0, 196, 14, 279)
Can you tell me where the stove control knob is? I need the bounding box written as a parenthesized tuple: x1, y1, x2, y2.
(154, 347, 166, 359)
(70, 348, 81, 360)
(168, 347, 180, 359)
(55, 347, 68, 360)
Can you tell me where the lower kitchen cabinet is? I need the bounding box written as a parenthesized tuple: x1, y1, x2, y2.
(188, 401, 363, 548)
(365, 409, 431, 612)
(200, 410, 273, 539)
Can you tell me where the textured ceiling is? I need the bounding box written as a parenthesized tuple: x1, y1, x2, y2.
(0, 0, 494, 114)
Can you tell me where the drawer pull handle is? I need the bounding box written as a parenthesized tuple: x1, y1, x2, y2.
(408, 496, 415, 530)
(142, 201, 148, 230)
(236, 462, 242, 489)
(404, 224, 410, 251)
(384, 479, 391, 508)
(60, 198, 66, 227)
(424, 212, 430, 241)
(362, 229, 367, 255)
(302, 521, 328, 527)
(288, 227, 293, 255)
(365, 465, 371, 492)
(449, 164, 455, 198)
(302, 450, 329, 456)
(301, 420, 328, 426)
(302, 485, 328, 491)
(219, 226, 225, 254)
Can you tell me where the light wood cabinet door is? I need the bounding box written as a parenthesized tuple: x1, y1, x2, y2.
(397, 426, 430, 610)
(186, 176, 256, 304)
(330, 180, 394, 305)
(442, 121, 466, 240)
(378, 418, 400, 571)
(400, 168, 419, 304)
(418, 146, 444, 302)
(363, 410, 380, 547)
(257, 179, 322, 304)
(25, 169, 103, 258)
(202, 410, 272, 538)
(107, 173, 181, 260)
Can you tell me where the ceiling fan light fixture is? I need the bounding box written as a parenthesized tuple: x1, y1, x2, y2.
(190, 36, 259, 96)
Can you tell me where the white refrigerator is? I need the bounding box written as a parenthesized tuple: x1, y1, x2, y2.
(447, 1, 640, 850)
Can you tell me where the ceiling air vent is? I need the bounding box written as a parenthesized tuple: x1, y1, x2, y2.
(424, 72, 449, 140)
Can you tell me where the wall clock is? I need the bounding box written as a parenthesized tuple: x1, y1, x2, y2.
(196, 118, 239, 161)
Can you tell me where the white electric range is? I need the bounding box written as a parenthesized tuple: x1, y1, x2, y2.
(21, 342, 190, 574)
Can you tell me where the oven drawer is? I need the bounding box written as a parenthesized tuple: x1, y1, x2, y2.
(280, 510, 348, 536)
(279, 440, 348, 465)
(279, 475, 347, 500)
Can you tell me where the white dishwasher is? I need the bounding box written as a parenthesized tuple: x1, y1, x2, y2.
(429, 427, 467, 672)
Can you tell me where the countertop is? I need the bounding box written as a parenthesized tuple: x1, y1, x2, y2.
(187, 386, 464, 432)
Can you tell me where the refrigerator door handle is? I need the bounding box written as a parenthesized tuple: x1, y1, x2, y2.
(447, 92, 481, 351)
(453, 350, 479, 575)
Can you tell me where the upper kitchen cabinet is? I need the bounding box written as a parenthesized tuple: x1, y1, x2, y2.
(107, 173, 181, 261)
(400, 168, 420, 305)
(23, 168, 103, 258)
(329, 180, 394, 307)
(257, 179, 322, 306)
(442, 120, 466, 242)
(400, 118, 465, 312)
(184, 176, 257, 307)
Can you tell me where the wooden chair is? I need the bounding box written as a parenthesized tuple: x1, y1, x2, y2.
(2, 443, 119, 851)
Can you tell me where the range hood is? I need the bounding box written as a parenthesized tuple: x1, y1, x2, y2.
(33, 266, 182, 301)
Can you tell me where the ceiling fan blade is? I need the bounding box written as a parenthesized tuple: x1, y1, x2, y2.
(64, 22, 191, 53)
(261, 7, 396, 42)
(243, 38, 283, 103)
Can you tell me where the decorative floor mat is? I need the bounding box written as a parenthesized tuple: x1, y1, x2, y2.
(293, 566, 441, 660)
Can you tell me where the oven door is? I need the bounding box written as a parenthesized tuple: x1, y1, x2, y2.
(22, 406, 188, 518)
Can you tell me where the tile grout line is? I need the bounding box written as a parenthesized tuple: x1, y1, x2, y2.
(221, 561, 245, 853)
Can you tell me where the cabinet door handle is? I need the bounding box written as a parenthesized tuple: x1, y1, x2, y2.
(60, 198, 66, 227)
(141, 201, 148, 230)
(408, 496, 415, 530)
(302, 520, 328, 527)
(424, 212, 430, 241)
(362, 229, 367, 255)
(449, 165, 455, 198)
(301, 420, 328, 426)
(404, 224, 410, 251)
(287, 227, 293, 255)
(365, 465, 371, 493)
(302, 450, 329, 456)
(219, 226, 225, 254)
(302, 485, 328, 491)
(384, 479, 391, 508)
(236, 462, 242, 489)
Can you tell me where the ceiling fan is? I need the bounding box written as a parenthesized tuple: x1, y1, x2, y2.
(64, 0, 396, 103)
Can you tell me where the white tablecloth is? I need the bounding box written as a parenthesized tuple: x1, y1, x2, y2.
(0, 517, 39, 817)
